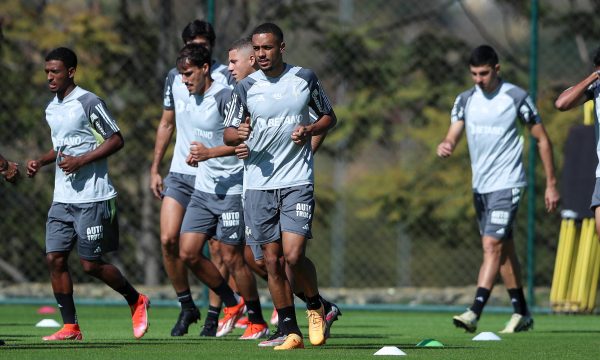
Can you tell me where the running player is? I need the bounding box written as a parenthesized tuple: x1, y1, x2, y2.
(437, 45, 559, 333)
(227, 37, 342, 347)
(224, 23, 338, 350)
(27, 47, 150, 341)
(150, 19, 234, 337)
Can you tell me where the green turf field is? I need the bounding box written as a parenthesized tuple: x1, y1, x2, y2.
(0, 304, 598, 359)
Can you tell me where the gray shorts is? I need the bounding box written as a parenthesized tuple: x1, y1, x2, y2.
(180, 190, 244, 245)
(249, 244, 264, 261)
(473, 188, 521, 240)
(46, 199, 119, 260)
(590, 178, 600, 211)
(244, 184, 314, 246)
(162, 172, 195, 208)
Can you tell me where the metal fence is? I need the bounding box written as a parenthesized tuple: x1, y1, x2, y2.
(0, 0, 597, 303)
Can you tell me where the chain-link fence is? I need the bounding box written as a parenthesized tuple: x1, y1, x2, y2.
(0, 0, 596, 304)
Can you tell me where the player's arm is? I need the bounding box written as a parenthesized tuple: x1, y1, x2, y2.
(555, 70, 599, 111)
(311, 132, 327, 153)
(58, 133, 124, 175)
(26, 149, 57, 177)
(436, 121, 464, 158)
(0, 153, 19, 183)
(150, 109, 175, 199)
(530, 123, 560, 212)
(187, 142, 236, 165)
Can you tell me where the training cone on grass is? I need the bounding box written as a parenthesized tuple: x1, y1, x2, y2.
(416, 338, 444, 347)
(35, 319, 61, 328)
(374, 346, 407, 356)
(472, 332, 501, 341)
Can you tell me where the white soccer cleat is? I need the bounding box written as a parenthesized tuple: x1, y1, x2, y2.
(499, 313, 533, 333)
(453, 309, 478, 333)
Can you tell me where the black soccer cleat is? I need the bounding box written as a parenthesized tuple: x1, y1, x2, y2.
(171, 307, 201, 336)
(200, 319, 218, 337)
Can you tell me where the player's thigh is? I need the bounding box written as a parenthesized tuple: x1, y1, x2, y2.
(73, 200, 119, 261)
(243, 189, 280, 245)
(45, 202, 76, 253)
(280, 184, 315, 239)
(479, 188, 521, 241)
(160, 196, 187, 242)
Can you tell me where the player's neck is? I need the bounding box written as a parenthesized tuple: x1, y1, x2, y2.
(57, 83, 76, 101)
(264, 62, 286, 78)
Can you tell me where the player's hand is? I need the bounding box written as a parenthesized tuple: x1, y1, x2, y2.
(26, 160, 42, 178)
(237, 116, 252, 141)
(436, 140, 454, 158)
(545, 184, 560, 212)
(2, 161, 20, 183)
(235, 143, 249, 159)
(291, 125, 312, 145)
(185, 153, 198, 167)
(150, 170, 163, 200)
(57, 153, 83, 175)
(189, 141, 211, 163)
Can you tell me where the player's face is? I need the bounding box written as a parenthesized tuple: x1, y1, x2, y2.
(179, 60, 210, 95)
(187, 36, 212, 53)
(45, 60, 74, 94)
(252, 33, 285, 75)
(470, 64, 500, 93)
(228, 48, 256, 82)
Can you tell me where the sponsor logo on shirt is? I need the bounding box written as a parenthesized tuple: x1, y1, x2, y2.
(194, 128, 213, 140)
(267, 115, 303, 127)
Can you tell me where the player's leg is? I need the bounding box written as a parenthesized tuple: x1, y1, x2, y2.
(76, 200, 149, 339)
(203, 239, 224, 337)
(42, 203, 82, 341)
(160, 174, 200, 336)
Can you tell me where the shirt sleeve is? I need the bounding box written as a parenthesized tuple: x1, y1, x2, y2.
(450, 94, 466, 123)
(163, 70, 176, 110)
(517, 94, 541, 125)
(305, 71, 333, 118)
(87, 98, 120, 139)
(223, 82, 248, 128)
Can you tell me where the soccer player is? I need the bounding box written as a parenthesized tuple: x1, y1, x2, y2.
(173, 42, 269, 340)
(224, 23, 337, 350)
(227, 37, 342, 347)
(437, 45, 559, 333)
(26, 47, 150, 341)
(0, 153, 19, 183)
(150, 19, 234, 337)
(555, 47, 600, 253)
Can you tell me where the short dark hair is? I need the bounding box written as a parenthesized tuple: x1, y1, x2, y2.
(45, 47, 77, 69)
(229, 36, 253, 52)
(181, 20, 216, 46)
(252, 23, 284, 43)
(593, 47, 600, 67)
(469, 45, 499, 67)
(176, 43, 212, 70)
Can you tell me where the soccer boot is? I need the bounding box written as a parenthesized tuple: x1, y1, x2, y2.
(235, 316, 250, 329)
(239, 321, 269, 340)
(200, 319, 217, 337)
(452, 309, 478, 333)
(273, 333, 304, 350)
(130, 293, 150, 339)
(42, 324, 83, 341)
(270, 308, 279, 325)
(171, 307, 200, 336)
(216, 300, 246, 337)
(499, 313, 534, 333)
(258, 327, 286, 347)
(306, 304, 326, 346)
(324, 302, 342, 339)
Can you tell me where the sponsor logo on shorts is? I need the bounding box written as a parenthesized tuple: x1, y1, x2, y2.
(245, 226, 252, 237)
(490, 210, 509, 226)
(222, 211, 240, 227)
(296, 203, 312, 219)
(302, 224, 310, 230)
(86, 225, 104, 242)
(229, 233, 238, 240)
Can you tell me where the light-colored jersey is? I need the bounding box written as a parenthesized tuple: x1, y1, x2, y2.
(224, 64, 333, 190)
(189, 82, 242, 195)
(451, 80, 540, 193)
(584, 81, 600, 177)
(162, 60, 235, 176)
(45, 86, 119, 203)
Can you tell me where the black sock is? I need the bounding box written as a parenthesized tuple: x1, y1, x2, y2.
(116, 281, 140, 306)
(54, 293, 77, 324)
(294, 292, 307, 303)
(277, 306, 301, 336)
(245, 299, 265, 324)
(320, 296, 332, 313)
(210, 280, 237, 307)
(176, 289, 196, 311)
(306, 294, 322, 310)
(470, 287, 491, 318)
(507, 288, 528, 316)
(206, 305, 221, 323)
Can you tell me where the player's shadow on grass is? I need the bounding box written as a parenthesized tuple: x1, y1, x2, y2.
(327, 333, 389, 339)
(320, 344, 472, 350)
(539, 330, 600, 334)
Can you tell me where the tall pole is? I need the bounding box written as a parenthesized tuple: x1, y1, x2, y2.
(207, 0, 215, 24)
(527, 0, 539, 307)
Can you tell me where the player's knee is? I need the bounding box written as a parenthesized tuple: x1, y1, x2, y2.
(283, 249, 305, 269)
(179, 248, 200, 265)
(46, 253, 68, 271)
(80, 259, 102, 276)
(160, 234, 179, 254)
